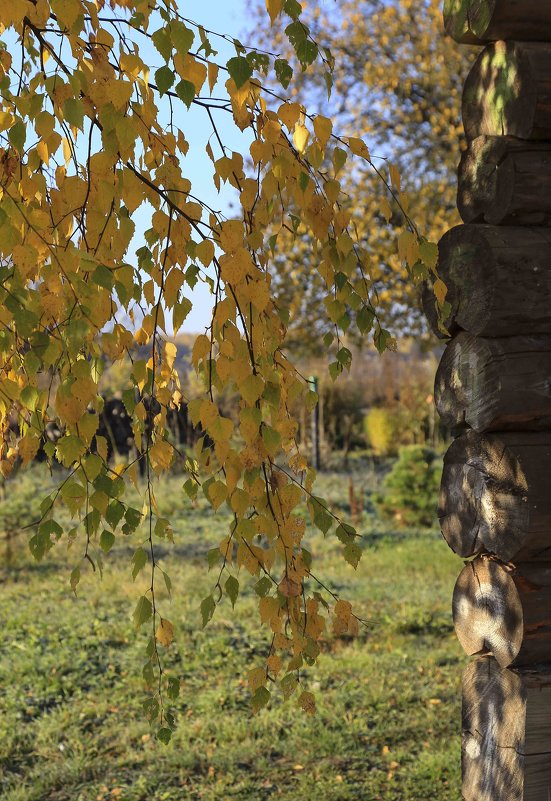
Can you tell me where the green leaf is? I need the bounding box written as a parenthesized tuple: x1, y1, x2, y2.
(8, 120, 26, 153)
(308, 496, 333, 535)
(328, 360, 342, 381)
(251, 686, 271, 713)
(163, 570, 172, 598)
(225, 575, 239, 608)
(285, 20, 307, 48)
(63, 98, 84, 130)
(261, 425, 281, 458)
(106, 500, 125, 530)
(336, 523, 356, 545)
(155, 65, 175, 96)
(133, 595, 153, 628)
(92, 264, 114, 290)
(157, 727, 172, 745)
(296, 39, 318, 68)
(419, 239, 439, 271)
(344, 542, 362, 569)
(70, 566, 80, 593)
(200, 595, 216, 628)
(207, 547, 221, 569)
(175, 79, 195, 108)
(152, 27, 172, 60)
(99, 529, 115, 553)
(167, 676, 180, 699)
(131, 547, 148, 580)
(274, 58, 293, 89)
(298, 171, 310, 192)
(357, 305, 374, 334)
(254, 576, 272, 597)
(227, 56, 252, 89)
(284, 0, 302, 18)
(324, 70, 333, 100)
(170, 20, 194, 53)
(374, 327, 391, 354)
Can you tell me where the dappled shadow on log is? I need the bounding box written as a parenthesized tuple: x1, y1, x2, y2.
(438, 431, 551, 562)
(463, 657, 551, 801)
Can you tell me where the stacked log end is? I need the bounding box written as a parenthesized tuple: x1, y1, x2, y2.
(432, 3, 551, 798)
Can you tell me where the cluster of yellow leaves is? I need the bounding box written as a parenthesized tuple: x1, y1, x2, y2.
(0, 0, 438, 736)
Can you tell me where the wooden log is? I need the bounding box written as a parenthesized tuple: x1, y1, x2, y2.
(439, 431, 551, 563)
(462, 42, 551, 141)
(423, 225, 551, 338)
(453, 558, 551, 667)
(462, 657, 551, 801)
(458, 137, 551, 226)
(444, 0, 551, 46)
(434, 332, 551, 432)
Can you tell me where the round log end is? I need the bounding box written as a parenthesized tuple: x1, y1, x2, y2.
(453, 559, 523, 668)
(434, 225, 494, 337)
(462, 42, 534, 140)
(444, 0, 497, 44)
(435, 332, 496, 431)
(439, 432, 529, 562)
(458, 137, 513, 224)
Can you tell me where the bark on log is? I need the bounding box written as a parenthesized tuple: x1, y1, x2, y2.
(439, 431, 551, 563)
(462, 42, 551, 140)
(444, 0, 551, 45)
(458, 137, 551, 226)
(462, 657, 551, 801)
(453, 558, 551, 667)
(434, 332, 551, 432)
(423, 225, 551, 338)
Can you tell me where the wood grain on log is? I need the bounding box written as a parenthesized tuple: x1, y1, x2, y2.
(462, 42, 551, 140)
(458, 137, 551, 225)
(453, 558, 551, 667)
(462, 657, 551, 801)
(439, 431, 551, 562)
(424, 225, 551, 338)
(444, 0, 551, 45)
(434, 332, 551, 432)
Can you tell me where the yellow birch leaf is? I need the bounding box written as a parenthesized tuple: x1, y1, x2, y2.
(389, 162, 401, 192)
(347, 137, 370, 160)
(207, 480, 227, 510)
(192, 334, 211, 365)
(259, 596, 280, 625)
(266, 0, 284, 24)
(196, 239, 215, 267)
(149, 440, 173, 472)
(433, 278, 447, 305)
(313, 115, 332, 148)
(208, 61, 219, 94)
(156, 619, 174, 647)
(278, 102, 301, 131)
(293, 124, 309, 154)
(380, 196, 393, 222)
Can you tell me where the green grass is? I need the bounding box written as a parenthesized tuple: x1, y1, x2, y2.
(0, 469, 464, 801)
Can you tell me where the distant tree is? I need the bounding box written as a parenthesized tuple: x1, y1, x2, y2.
(253, 0, 475, 355)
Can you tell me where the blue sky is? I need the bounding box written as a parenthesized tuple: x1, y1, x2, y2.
(165, 0, 254, 333)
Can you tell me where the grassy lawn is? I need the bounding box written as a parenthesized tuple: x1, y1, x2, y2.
(0, 468, 463, 801)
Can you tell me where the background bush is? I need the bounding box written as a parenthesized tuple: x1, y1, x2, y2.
(375, 445, 441, 528)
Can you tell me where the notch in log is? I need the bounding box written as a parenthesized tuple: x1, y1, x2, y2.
(444, 0, 551, 46)
(462, 41, 551, 140)
(453, 558, 551, 668)
(439, 431, 551, 563)
(458, 137, 551, 226)
(423, 224, 551, 338)
(463, 657, 551, 801)
(434, 332, 551, 432)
